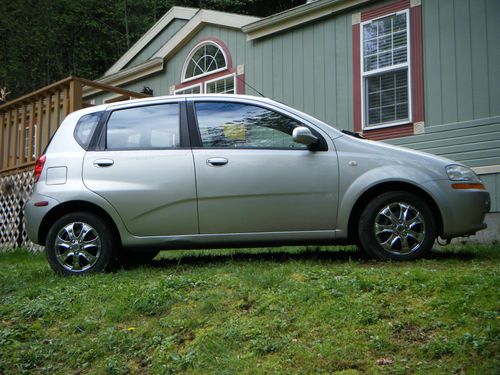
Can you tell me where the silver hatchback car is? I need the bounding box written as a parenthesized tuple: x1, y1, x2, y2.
(26, 95, 490, 275)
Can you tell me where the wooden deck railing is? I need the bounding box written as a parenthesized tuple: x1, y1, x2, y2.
(0, 76, 150, 175)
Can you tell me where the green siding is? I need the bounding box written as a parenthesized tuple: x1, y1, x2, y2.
(124, 19, 187, 69)
(481, 174, 499, 212)
(422, 0, 500, 125)
(389, 116, 500, 167)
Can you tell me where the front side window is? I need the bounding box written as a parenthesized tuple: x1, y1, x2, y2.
(195, 102, 307, 149)
(362, 11, 409, 128)
(106, 104, 180, 150)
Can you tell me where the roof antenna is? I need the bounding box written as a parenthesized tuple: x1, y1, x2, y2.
(235, 74, 265, 97)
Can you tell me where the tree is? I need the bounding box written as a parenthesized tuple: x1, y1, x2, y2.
(0, 0, 304, 100)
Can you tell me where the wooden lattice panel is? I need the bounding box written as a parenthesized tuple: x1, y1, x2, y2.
(0, 170, 42, 251)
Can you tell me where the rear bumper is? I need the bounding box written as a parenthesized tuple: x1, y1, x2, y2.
(25, 193, 59, 244)
(424, 180, 490, 238)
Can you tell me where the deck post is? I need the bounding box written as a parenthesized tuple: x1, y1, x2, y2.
(69, 80, 83, 113)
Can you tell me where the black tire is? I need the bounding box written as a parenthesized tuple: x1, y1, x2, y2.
(358, 191, 437, 260)
(117, 249, 160, 265)
(46, 212, 115, 275)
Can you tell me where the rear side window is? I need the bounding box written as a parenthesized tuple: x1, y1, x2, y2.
(74, 112, 101, 149)
(106, 104, 180, 150)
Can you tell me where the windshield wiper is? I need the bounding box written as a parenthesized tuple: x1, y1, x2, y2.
(341, 129, 365, 139)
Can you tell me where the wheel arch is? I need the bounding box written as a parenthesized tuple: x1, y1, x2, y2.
(38, 200, 122, 247)
(346, 181, 444, 242)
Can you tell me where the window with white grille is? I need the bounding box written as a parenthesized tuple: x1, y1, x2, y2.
(174, 84, 201, 95)
(361, 10, 410, 128)
(205, 74, 236, 94)
(182, 42, 227, 82)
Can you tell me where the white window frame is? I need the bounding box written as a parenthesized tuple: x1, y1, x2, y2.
(360, 9, 412, 130)
(174, 83, 202, 95)
(181, 41, 229, 84)
(204, 73, 237, 95)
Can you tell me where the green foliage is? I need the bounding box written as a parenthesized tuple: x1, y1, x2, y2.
(0, 0, 303, 101)
(0, 244, 499, 374)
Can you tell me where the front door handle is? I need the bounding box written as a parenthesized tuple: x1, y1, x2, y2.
(206, 157, 228, 167)
(93, 159, 114, 167)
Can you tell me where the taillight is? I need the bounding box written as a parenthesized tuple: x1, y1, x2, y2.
(34, 155, 46, 183)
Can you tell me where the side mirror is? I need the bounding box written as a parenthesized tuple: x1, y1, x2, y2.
(293, 126, 318, 148)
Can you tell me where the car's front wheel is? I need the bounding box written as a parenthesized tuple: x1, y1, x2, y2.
(46, 212, 114, 275)
(358, 191, 437, 260)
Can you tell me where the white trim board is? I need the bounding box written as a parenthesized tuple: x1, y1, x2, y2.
(83, 58, 164, 97)
(153, 9, 259, 61)
(105, 7, 198, 76)
(243, 0, 370, 40)
(96, 8, 259, 91)
(473, 165, 500, 175)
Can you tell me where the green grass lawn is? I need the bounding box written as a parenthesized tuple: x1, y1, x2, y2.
(0, 245, 499, 374)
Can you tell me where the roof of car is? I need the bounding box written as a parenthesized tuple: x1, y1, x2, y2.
(82, 94, 273, 115)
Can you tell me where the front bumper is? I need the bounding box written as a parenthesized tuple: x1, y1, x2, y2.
(25, 193, 59, 244)
(424, 180, 490, 238)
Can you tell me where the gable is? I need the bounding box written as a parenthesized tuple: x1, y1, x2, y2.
(123, 18, 188, 70)
(104, 7, 198, 76)
(103, 8, 259, 79)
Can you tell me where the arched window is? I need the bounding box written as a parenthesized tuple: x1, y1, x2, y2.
(174, 38, 243, 96)
(182, 41, 228, 82)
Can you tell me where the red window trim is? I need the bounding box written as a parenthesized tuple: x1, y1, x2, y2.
(352, 0, 424, 140)
(174, 37, 244, 94)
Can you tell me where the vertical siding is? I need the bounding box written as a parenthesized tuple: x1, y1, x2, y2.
(423, 0, 500, 126)
(486, 0, 500, 117)
(303, 26, 315, 116)
(481, 174, 498, 212)
(313, 23, 326, 121)
(439, 0, 458, 124)
(324, 20, 337, 127)
(335, 15, 352, 129)
(454, 0, 473, 122)
(292, 29, 304, 110)
(282, 33, 294, 104)
(423, 0, 442, 126)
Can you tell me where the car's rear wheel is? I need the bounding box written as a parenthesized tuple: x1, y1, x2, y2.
(358, 191, 437, 260)
(46, 212, 114, 275)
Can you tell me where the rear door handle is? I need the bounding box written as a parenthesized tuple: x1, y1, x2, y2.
(206, 157, 228, 166)
(93, 159, 114, 167)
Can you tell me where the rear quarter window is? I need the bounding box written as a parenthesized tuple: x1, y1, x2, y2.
(74, 112, 102, 149)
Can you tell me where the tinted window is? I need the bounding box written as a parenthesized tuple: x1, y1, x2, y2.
(74, 112, 101, 149)
(106, 104, 180, 150)
(194, 102, 307, 149)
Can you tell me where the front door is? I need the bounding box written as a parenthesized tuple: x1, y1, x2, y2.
(190, 99, 338, 234)
(83, 101, 198, 237)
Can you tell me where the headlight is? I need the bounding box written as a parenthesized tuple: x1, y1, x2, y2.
(446, 165, 480, 182)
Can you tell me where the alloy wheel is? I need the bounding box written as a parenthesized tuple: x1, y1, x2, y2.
(373, 202, 426, 254)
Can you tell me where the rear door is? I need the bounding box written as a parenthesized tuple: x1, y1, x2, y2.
(189, 98, 339, 235)
(82, 100, 198, 237)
